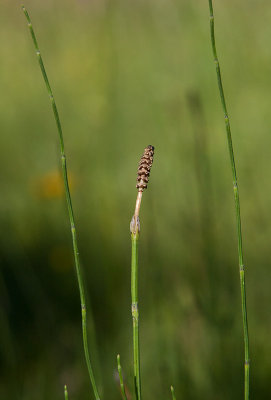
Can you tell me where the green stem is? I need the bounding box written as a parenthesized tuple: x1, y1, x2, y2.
(117, 354, 128, 400)
(22, 6, 100, 400)
(207, 1, 250, 399)
(64, 385, 69, 400)
(170, 386, 176, 400)
(131, 225, 141, 400)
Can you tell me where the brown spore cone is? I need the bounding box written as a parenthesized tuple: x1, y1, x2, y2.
(136, 145, 155, 190)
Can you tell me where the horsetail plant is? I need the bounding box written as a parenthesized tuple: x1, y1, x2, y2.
(130, 145, 155, 400)
(22, 6, 100, 400)
(207, 1, 250, 399)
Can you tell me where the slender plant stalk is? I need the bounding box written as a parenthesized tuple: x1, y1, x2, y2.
(117, 354, 128, 400)
(170, 386, 176, 400)
(64, 385, 69, 400)
(22, 6, 100, 400)
(207, 2, 250, 399)
(130, 145, 154, 400)
(131, 212, 141, 400)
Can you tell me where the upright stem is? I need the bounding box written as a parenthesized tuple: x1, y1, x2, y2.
(117, 354, 128, 400)
(64, 385, 69, 400)
(131, 230, 141, 400)
(130, 191, 143, 400)
(207, 2, 250, 399)
(22, 6, 100, 400)
(170, 386, 176, 400)
(134, 191, 143, 219)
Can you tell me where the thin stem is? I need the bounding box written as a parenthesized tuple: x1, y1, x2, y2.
(64, 385, 69, 400)
(207, 2, 250, 399)
(130, 189, 143, 400)
(131, 228, 141, 400)
(22, 6, 100, 400)
(170, 386, 176, 400)
(117, 354, 128, 400)
(134, 191, 143, 220)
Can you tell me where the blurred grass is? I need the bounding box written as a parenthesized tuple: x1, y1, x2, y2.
(1, 0, 271, 399)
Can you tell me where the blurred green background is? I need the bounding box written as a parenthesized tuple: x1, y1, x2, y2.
(1, 1, 271, 399)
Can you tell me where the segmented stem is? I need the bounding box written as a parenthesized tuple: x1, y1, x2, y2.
(207, 2, 250, 399)
(22, 6, 100, 400)
(117, 354, 128, 400)
(131, 226, 141, 400)
(130, 146, 154, 400)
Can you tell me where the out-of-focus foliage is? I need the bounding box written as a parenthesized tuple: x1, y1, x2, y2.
(1, 1, 271, 399)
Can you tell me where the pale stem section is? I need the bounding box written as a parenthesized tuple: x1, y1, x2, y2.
(134, 191, 143, 219)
